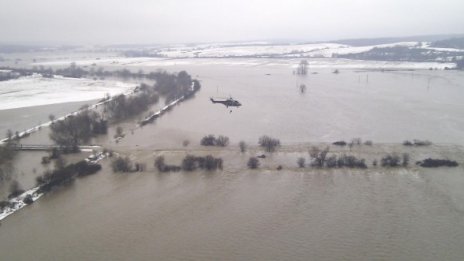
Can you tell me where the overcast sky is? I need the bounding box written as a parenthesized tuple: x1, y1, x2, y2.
(0, 0, 463, 45)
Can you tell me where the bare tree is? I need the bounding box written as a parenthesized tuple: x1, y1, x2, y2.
(258, 135, 280, 152)
(297, 157, 306, 168)
(296, 60, 308, 75)
(239, 141, 247, 153)
(309, 146, 329, 167)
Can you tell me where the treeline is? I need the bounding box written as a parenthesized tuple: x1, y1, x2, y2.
(430, 37, 464, 49)
(154, 155, 223, 173)
(200, 135, 230, 147)
(335, 46, 464, 63)
(416, 158, 458, 168)
(36, 160, 101, 193)
(105, 91, 159, 122)
(1, 64, 200, 105)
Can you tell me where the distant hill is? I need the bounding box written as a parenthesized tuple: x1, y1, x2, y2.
(335, 45, 464, 63)
(334, 34, 464, 47)
(430, 37, 464, 49)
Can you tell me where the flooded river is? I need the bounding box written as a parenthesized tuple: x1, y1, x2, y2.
(1, 164, 464, 260)
(1, 59, 464, 260)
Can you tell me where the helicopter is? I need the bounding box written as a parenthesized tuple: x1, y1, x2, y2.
(210, 96, 242, 108)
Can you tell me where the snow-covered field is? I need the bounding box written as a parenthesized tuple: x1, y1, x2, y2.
(35, 56, 456, 70)
(0, 74, 136, 110)
(31, 41, 460, 70)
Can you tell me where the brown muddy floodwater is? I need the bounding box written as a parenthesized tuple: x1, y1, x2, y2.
(1, 163, 464, 261)
(1, 61, 464, 260)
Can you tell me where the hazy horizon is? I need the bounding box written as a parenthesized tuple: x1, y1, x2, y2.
(1, 0, 464, 45)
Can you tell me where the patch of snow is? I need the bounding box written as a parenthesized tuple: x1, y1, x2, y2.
(0, 187, 43, 221)
(0, 75, 137, 110)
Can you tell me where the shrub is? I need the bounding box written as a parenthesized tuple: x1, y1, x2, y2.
(111, 156, 133, 172)
(181, 155, 223, 171)
(403, 140, 413, 146)
(216, 135, 230, 147)
(417, 158, 458, 167)
(41, 156, 51, 164)
(200, 135, 229, 147)
(381, 154, 401, 167)
(402, 153, 410, 167)
(239, 141, 247, 153)
(201, 135, 216, 146)
(326, 155, 338, 168)
(247, 157, 259, 169)
(297, 157, 306, 168)
(258, 135, 280, 152)
(75, 160, 102, 177)
(413, 139, 432, 146)
(364, 140, 373, 146)
(155, 156, 166, 172)
(23, 194, 34, 205)
(332, 141, 347, 146)
(336, 155, 367, 168)
(403, 140, 432, 146)
(309, 146, 329, 167)
(182, 155, 197, 171)
(155, 156, 182, 172)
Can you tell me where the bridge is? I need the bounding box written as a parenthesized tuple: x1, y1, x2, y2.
(12, 144, 101, 151)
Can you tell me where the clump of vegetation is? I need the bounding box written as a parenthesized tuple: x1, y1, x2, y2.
(23, 194, 34, 205)
(75, 161, 102, 177)
(200, 135, 230, 147)
(296, 60, 308, 75)
(309, 146, 329, 167)
(181, 155, 223, 171)
(155, 155, 223, 173)
(111, 156, 133, 172)
(0, 201, 15, 211)
(0, 130, 18, 165)
(114, 126, 124, 139)
(381, 154, 401, 167)
(247, 157, 260, 169)
(50, 110, 107, 151)
(216, 136, 230, 147)
(330, 155, 367, 169)
(402, 153, 410, 167)
(416, 158, 458, 168)
(36, 161, 102, 193)
(258, 135, 280, 152)
(105, 92, 159, 122)
(182, 140, 190, 147)
(239, 141, 247, 153)
(403, 139, 432, 146)
(154, 156, 181, 172)
(297, 157, 306, 168)
(364, 140, 373, 146)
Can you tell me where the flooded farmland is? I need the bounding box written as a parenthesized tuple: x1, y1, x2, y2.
(1, 59, 464, 261)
